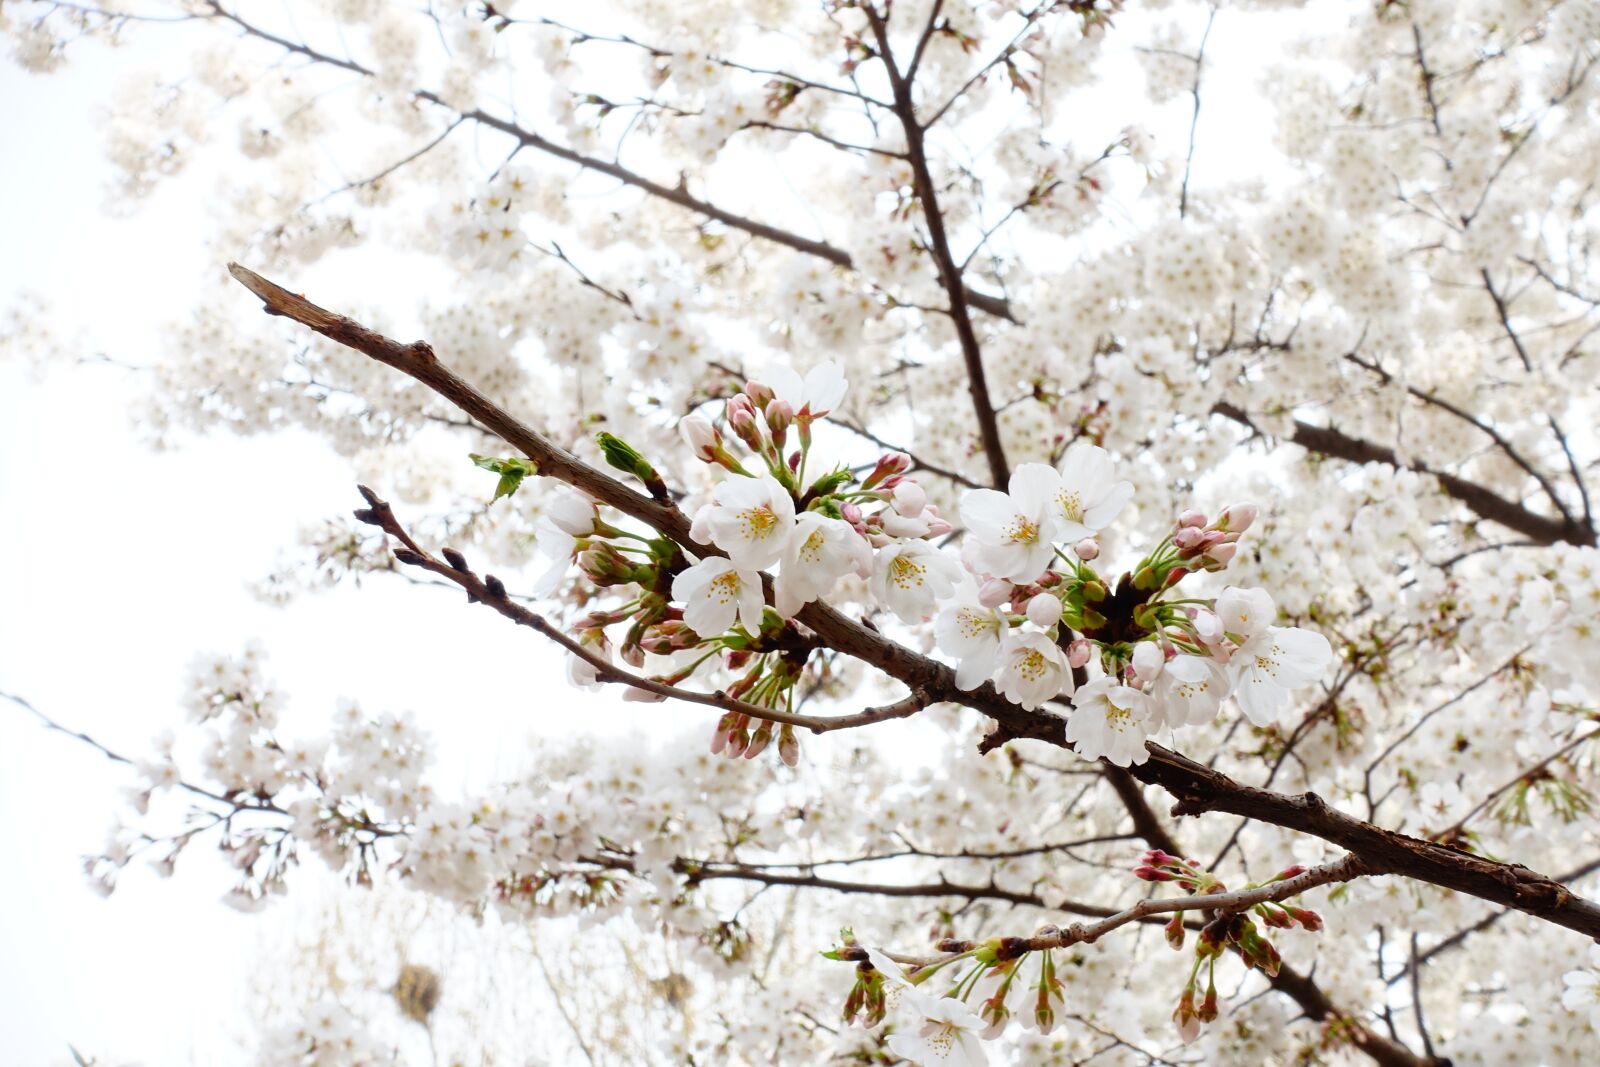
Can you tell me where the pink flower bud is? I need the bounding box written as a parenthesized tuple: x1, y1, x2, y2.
(1026, 593, 1062, 628)
(1068, 639, 1092, 668)
(745, 380, 775, 408)
(862, 451, 912, 490)
(1218, 502, 1259, 533)
(1178, 509, 1207, 529)
(1205, 542, 1237, 566)
(743, 724, 773, 758)
(678, 414, 719, 461)
(978, 578, 1014, 608)
(923, 513, 953, 537)
(765, 399, 794, 440)
(726, 394, 763, 449)
(1173, 526, 1204, 551)
(1073, 538, 1099, 561)
(777, 724, 800, 767)
(841, 502, 863, 525)
(622, 686, 666, 702)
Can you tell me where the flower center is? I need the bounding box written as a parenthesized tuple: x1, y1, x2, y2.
(1056, 489, 1084, 523)
(740, 505, 779, 540)
(889, 553, 926, 589)
(1016, 649, 1047, 681)
(799, 529, 825, 563)
(958, 608, 995, 639)
(709, 571, 741, 602)
(1004, 515, 1039, 545)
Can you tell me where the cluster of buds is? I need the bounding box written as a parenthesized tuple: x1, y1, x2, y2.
(1134, 852, 1325, 1043)
(1132, 503, 1258, 593)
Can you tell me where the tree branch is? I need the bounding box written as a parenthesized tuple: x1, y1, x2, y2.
(866, 5, 1011, 488)
(1213, 401, 1595, 546)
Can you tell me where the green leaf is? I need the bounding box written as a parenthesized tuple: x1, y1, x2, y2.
(469, 453, 539, 502)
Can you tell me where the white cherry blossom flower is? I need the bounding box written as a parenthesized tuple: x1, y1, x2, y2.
(1228, 626, 1333, 726)
(887, 991, 990, 1067)
(935, 598, 1007, 690)
(672, 557, 765, 637)
(1149, 654, 1229, 727)
(872, 540, 961, 623)
(960, 463, 1062, 582)
(1065, 677, 1155, 766)
(1562, 946, 1600, 1028)
(767, 359, 847, 420)
(1216, 586, 1276, 641)
(1047, 441, 1133, 542)
(994, 630, 1072, 709)
(695, 474, 796, 570)
(774, 511, 871, 617)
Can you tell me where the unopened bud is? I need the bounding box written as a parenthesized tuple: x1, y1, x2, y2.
(1177, 509, 1207, 529)
(777, 724, 800, 767)
(765, 399, 794, 441)
(726, 394, 763, 449)
(578, 542, 635, 586)
(1217, 502, 1259, 533)
(744, 724, 773, 759)
(1204, 541, 1237, 567)
(745, 380, 775, 408)
(1026, 593, 1062, 628)
(1164, 914, 1185, 950)
(1173, 526, 1205, 552)
(1073, 538, 1099, 560)
(978, 578, 1014, 609)
(679, 414, 719, 461)
(1068, 639, 1092, 669)
(595, 432, 668, 500)
(862, 451, 912, 490)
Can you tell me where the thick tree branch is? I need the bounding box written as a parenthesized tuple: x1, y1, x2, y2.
(1214, 401, 1596, 546)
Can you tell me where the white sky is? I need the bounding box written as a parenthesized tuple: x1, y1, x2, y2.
(0, 5, 1332, 1061)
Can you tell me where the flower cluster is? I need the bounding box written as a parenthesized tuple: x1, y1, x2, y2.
(520, 362, 1333, 770)
(940, 460, 1332, 765)
(512, 361, 967, 765)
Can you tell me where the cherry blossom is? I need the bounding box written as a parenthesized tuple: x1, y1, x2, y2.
(671, 557, 765, 638)
(934, 598, 1007, 691)
(1064, 677, 1156, 766)
(1227, 627, 1334, 727)
(993, 631, 1072, 710)
(1045, 442, 1134, 543)
(960, 463, 1063, 582)
(765, 359, 847, 422)
(693, 474, 796, 571)
(1148, 654, 1229, 728)
(886, 991, 990, 1067)
(774, 511, 871, 617)
(872, 540, 961, 623)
